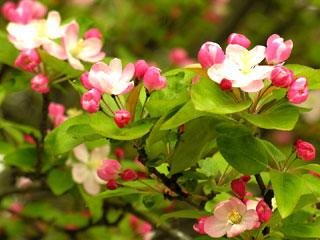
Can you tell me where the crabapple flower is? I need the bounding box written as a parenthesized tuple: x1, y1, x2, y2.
(256, 200, 272, 223)
(265, 34, 293, 64)
(120, 168, 138, 181)
(130, 215, 154, 240)
(71, 144, 110, 195)
(287, 77, 308, 104)
(134, 59, 149, 79)
(7, 11, 66, 59)
(231, 178, 246, 199)
(88, 58, 135, 95)
(198, 42, 225, 68)
(31, 74, 49, 93)
(270, 66, 294, 88)
(204, 197, 259, 238)
(114, 110, 131, 128)
(14, 49, 41, 72)
(193, 216, 208, 234)
(81, 89, 101, 113)
(63, 22, 105, 70)
(2, 0, 47, 24)
(227, 33, 251, 49)
(84, 28, 103, 40)
(208, 44, 274, 92)
(80, 72, 93, 90)
(97, 159, 121, 181)
(143, 67, 167, 92)
(106, 179, 118, 190)
(295, 139, 316, 161)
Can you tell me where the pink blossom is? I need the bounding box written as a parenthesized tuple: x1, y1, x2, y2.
(16, 177, 32, 188)
(80, 72, 93, 90)
(88, 58, 135, 95)
(120, 168, 138, 181)
(270, 66, 294, 88)
(198, 42, 225, 68)
(62, 21, 105, 70)
(256, 200, 272, 223)
(227, 33, 251, 49)
(169, 48, 193, 67)
(287, 77, 308, 104)
(84, 28, 103, 40)
(106, 179, 118, 190)
(193, 216, 208, 234)
(134, 59, 149, 79)
(231, 178, 246, 199)
(265, 34, 293, 64)
(204, 197, 259, 238)
(9, 202, 23, 214)
(81, 89, 101, 113)
(295, 139, 316, 161)
(114, 110, 131, 128)
(31, 74, 49, 93)
(14, 49, 41, 72)
(143, 67, 167, 92)
(97, 159, 121, 182)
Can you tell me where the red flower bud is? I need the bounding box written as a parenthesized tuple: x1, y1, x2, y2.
(114, 110, 131, 128)
(220, 79, 232, 91)
(256, 200, 272, 223)
(231, 178, 246, 199)
(106, 179, 118, 190)
(295, 139, 316, 161)
(121, 168, 138, 181)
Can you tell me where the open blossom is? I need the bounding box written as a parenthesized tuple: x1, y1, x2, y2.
(265, 34, 293, 65)
(31, 74, 49, 93)
(143, 67, 167, 92)
(295, 139, 316, 161)
(208, 44, 274, 92)
(14, 49, 41, 72)
(2, 0, 47, 24)
(70, 144, 110, 195)
(62, 22, 105, 70)
(287, 77, 308, 104)
(7, 11, 66, 59)
(88, 58, 135, 95)
(204, 197, 259, 238)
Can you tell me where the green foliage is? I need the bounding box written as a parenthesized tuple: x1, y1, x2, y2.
(158, 210, 208, 225)
(286, 64, 320, 90)
(4, 146, 37, 171)
(47, 168, 75, 195)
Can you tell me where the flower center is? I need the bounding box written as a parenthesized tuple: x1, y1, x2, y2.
(87, 159, 101, 170)
(71, 39, 84, 57)
(35, 21, 47, 38)
(228, 210, 242, 224)
(240, 52, 252, 74)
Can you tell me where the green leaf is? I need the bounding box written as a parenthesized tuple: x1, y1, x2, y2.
(0, 31, 19, 66)
(169, 117, 218, 174)
(217, 128, 268, 174)
(146, 69, 194, 117)
(242, 102, 299, 130)
(281, 223, 320, 238)
(47, 169, 75, 195)
(191, 77, 252, 114)
(80, 187, 103, 222)
(158, 210, 208, 225)
(98, 187, 143, 199)
(259, 139, 286, 162)
(286, 64, 320, 90)
(88, 112, 154, 140)
(4, 147, 37, 171)
(270, 170, 304, 218)
(161, 101, 210, 130)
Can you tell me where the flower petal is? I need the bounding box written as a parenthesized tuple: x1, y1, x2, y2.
(83, 174, 101, 195)
(64, 21, 79, 49)
(249, 45, 266, 66)
(73, 144, 89, 163)
(72, 163, 88, 183)
(43, 40, 67, 60)
(78, 38, 103, 60)
(243, 210, 259, 230)
(227, 224, 247, 238)
(120, 63, 135, 83)
(204, 216, 230, 238)
(240, 80, 264, 93)
(90, 145, 111, 161)
(46, 11, 63, 39)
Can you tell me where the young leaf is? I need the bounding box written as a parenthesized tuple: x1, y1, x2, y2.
(157, 210, 209, 225)
(4, 147, 37, 171)
(47, 169, 75, 195)
(286, 64, 320, 90)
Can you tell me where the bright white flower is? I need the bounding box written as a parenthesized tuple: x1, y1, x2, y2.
(7, 11, 66, 59)
(208, 44, 274, 92)
(70, 144, 110, 195)
(62, 21, 105, 70)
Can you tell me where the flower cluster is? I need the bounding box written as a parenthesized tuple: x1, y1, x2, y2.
(197, 33, 308, 104)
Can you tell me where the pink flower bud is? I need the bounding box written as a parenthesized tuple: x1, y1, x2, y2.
(84, 28, 103, 40)
(137, 222, 152, 235)
(97, 159, 121, 181)
(81, 89, 101, 113)
(270, 66, 294, 88)
(169, 48, 193, 67)
(9, 202, 23, 214)
(115, 147, 125, 160)
(227, 33, 251, 49)
(80, 72, 93, 90)
(240, 175, 251, 183)
(49, 103, 65, 119)
(24, 134, 36, 144)
(143, 67, 167, 92)
(1, 2, 17, 22)
(16, 177, 32, 188)
(114, 110, 131, 128)
(137, 171, 147, 179)
(106, 179, 118, 190)
(256, 200, 272, 223)
(231, 178, 246, 199)
(120, 168, 138, 181)
(64, 224, 78, 231)
(287, 77, 308, 104)
(197, 41, 225, 68)
(220, 79, 232, 91)
(134, 59, 149, 79)
(15, 49, 41, 72)
(265, 34, 293, 64)
(31, 74, 49, 93)
(193, 216, 208, 234)
(295, 139, 316, 161)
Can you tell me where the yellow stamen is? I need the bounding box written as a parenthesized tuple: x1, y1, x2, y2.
(228, 210, 242, 224)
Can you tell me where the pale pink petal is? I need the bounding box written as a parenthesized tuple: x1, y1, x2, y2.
(90, 145, 111, 161)
(109, 58, 122, 79)
(120, 63, 135, 83)
(207, 63, 227, 83)
(227, 224, 247, 237)
(64, 21, 79, 49)
(204, 216, 230, 238)
(246, 200, 259, 210)
(7, 23, 40, 50)
(81, 52, 105, 62)
(120, 82, 134, 94)
(43, 40, 67, 60)
(240, 80, 264, 93)
(225, 44, 247, 66)
(78, 38, 103, 60)
(249, 45, 266, 66)
(46, 11, 63, 39)
(229, 197, 247, 215)
(73, 144, 89, 163)
(242, 210, 259, 230)
(267, 34, 281, 46)
(83, 174, 101, 195)
(68, 53, 84, 70)
(72, 163, 88, 183)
